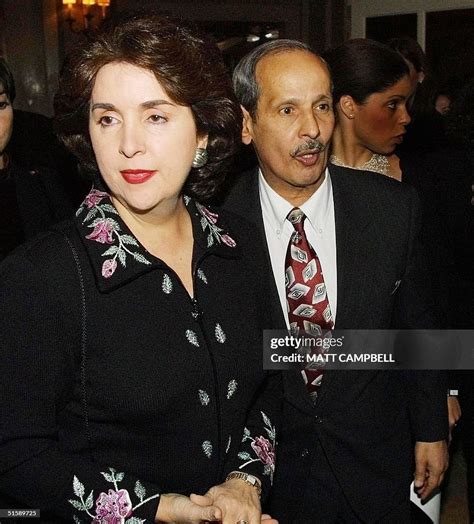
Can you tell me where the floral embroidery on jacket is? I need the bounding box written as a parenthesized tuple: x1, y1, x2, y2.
(77, 188, 151, 279)
(238, 411, 276, 481)
(195, 202, 237, 248)
(69, 467, 159, 523)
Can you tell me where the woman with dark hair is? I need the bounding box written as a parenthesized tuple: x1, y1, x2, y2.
(0, 15, 278, 524)
(324, 38, 461, 522)
(0, 58, 74, 260)
(324, 39, 412, 180)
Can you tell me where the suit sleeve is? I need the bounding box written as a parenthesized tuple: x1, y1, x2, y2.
(393, 187, 448, 441)
(0, 249, 162, 522)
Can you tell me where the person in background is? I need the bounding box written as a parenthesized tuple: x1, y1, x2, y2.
(0, 15, 279, 524)
(387, 36, 446, 154)
(324, 37, 461, 523)
(0, 58, 74, 260)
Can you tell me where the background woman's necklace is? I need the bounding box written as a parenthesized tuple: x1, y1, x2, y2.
(330, 153, 392, 178)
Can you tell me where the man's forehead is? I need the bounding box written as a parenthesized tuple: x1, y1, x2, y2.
(255, 50, 331, 100)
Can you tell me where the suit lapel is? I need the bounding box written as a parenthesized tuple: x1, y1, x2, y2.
(315, 165, 373, 404)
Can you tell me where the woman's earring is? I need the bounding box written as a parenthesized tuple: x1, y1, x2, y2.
(192, 148, 208, 168)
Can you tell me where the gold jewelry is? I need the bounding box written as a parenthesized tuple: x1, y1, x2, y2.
(330, 153, 392, 178)
(192, 147, 208, 168)
(226, 471, 262, 497)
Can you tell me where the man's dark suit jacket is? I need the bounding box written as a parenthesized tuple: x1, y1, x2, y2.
(219, 164, 448, 523)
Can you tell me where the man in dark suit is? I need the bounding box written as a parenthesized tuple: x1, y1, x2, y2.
(221, 40, 448, 523)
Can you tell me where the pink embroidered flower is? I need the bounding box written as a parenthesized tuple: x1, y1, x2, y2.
(200, 206, 219, 224)
(86, 219, 114, 244)
(102, 259, 117, 278)
(85, 189, 109, 209)
(92, 488, 132, 523)
(221, 234, 237, 248)
(251, 436, 275, 468)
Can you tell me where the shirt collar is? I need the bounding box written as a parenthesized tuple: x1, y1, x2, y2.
(258, 167, 332, 228)
(75, 184, 240, 292)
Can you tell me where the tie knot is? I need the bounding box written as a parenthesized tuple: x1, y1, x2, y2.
(287, 207, 306, 232)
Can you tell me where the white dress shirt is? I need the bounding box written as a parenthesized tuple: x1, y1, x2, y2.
(258, 168, 337, 328)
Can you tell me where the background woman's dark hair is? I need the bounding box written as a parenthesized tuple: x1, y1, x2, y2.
(54, 14, 241, 201)
(323, 38, 409, 105)
(0, 58, 16, 102)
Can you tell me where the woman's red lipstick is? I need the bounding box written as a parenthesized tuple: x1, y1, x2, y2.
(120, 169, 156, 184)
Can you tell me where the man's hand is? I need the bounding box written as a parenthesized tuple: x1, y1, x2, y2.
(447, 396, 462, 443)
(191, 478, 277, 524)
(155, 492, 221, 523)
(413, 440, 449, 500)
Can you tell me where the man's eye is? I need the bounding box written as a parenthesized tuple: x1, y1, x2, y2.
(316, 103, 331, 112)
(280, 107, 293, 115)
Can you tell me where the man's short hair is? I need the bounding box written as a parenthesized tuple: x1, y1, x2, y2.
(233, 39, 313, 118)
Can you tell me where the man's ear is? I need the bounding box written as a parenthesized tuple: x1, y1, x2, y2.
(339, 95, 356, 120)
(241, 105, 254, 145)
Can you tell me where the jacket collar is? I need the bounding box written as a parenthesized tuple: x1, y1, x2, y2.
(75, 185, 241, 292)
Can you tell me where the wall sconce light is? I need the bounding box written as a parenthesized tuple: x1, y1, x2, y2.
(62, 0, 111, 34)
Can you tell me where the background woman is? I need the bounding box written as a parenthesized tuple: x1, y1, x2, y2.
(0, 15, 278, 523)
(324, 38, 461, 523)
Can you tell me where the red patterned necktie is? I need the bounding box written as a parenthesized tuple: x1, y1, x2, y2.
(285, 207, 334, 395)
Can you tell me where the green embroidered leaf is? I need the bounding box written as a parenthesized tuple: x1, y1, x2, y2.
(117, 249, 127, 267)
(134, 479, 146, 501)
(202, 440, 213, 458)
(207, 233, 213, 247)
(197, 269, 208, 284)
(238, 451, 251, 460)
(186, 329, 199, 347)
(162, 274, 173, 294)
(226, 435, 232, 453)
(115, 472, 124, 482)
(200, 217, 207, 231)
(73, 475, 85, 497)
(121, 234, 139, 246)
(132, 252, 152, 265)
(261, 411, 272, 429)
(215, 323, 226, 344)
(76, 206, 83, 218)
(84, 208, 98, 222)
(85, 490, 94, 510)
(265, 426, 276, 441)
(198, 389, 210, 406)
(126, 518, 146, 524)
(226, 379, 237, 399)
(263, 464, 273, 476)
(73, 515, 82, 524)
(101, 471, 114, 482)
(107, 219, 121, 231)
(243, 427, 251, 438)
(100, 204, 119, 214)
(183, 195, 191, 205)
(101, 245, 119, 257)
(68, 499, 85, 511)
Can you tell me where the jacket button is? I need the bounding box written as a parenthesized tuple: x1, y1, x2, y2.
(314, 415, 323, 424)
(301, 448, 309, 458)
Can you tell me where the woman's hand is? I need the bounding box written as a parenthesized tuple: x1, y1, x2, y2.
(155, 492, 221, 523)
(190, 479, 278, 524)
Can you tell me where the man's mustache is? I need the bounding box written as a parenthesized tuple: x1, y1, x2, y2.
(291, 140, 327, 157)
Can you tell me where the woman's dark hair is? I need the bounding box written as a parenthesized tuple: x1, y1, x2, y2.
(0, 58, 16, 102)
(387, 37, 427, 75)
(323, 39, 409, 105)
(54, 15, 241, 201)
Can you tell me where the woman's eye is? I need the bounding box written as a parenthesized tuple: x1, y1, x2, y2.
(387, 102, 397, 110)
(98, 115, 117, 126)
(0, 101, 10, 110)
(148, 114, 167, 124)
